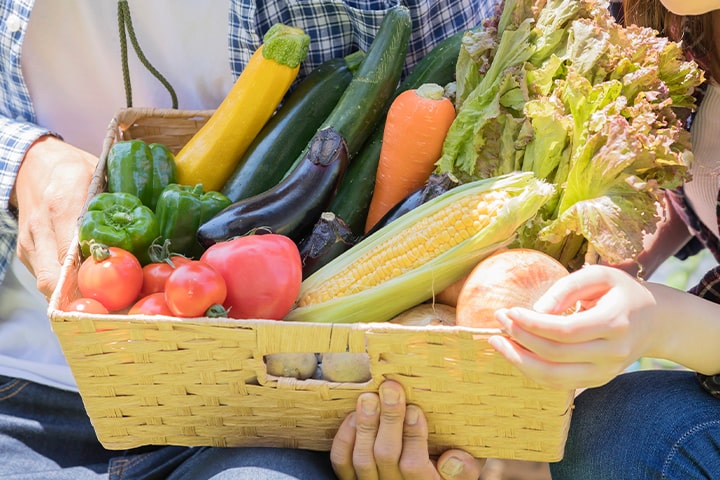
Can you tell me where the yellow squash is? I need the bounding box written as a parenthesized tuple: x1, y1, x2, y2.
(174, 24, 310, 192)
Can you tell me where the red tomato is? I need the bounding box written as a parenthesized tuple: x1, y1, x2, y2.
(65, 297, 110, 314)
(78, 246, 143, 311)
(200, 234, 302, 320)
(128, 292, 174, 316)
(164, 260, 227, 317)
(139, 256, 192, 297)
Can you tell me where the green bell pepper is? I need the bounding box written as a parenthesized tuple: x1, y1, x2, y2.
(78, 192, 160, 265)
(156, 184, 232, 259)
(148, 143, 178, 210)
(106, 140, 177, 210)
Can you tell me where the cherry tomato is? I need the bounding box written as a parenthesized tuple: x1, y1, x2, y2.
(164, 260, 227, 317)
(128, 292, 174, 316)
(200, 234, 302, 320)
(65, 297, 110, 314)
(78, 245, 143, 311)
(139, 256, 192, 297)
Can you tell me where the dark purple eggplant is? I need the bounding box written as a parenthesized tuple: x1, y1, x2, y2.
(296, 174, 457, 278)
(297, 212, 360, 279)
(197, 127, 348, 247)
(364, 173, 458, 236)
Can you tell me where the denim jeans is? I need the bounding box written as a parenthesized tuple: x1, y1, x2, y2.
(0, 376, 336, 479)
(550, 370, 720, 479)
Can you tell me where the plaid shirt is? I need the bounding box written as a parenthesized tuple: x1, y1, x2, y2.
(669, 188, 720, 302)
(0, 0, 495, 287)
(667, 187, 720, 398)
(230, 0, 497, 81)
(0, 0, 52, 287)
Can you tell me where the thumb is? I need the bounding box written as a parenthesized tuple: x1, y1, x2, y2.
(437, 449, 485, 480)
(533, 265, 612, 314)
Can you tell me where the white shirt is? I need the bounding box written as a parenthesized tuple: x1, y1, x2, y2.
(0, 258, 75, 390)
(685, 80, 720, 238)
(0, 0, 231, 391)
(23, 0, 233, 155)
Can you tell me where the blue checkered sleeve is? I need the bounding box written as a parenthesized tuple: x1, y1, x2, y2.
(229, 0, 499, 80)
(0, 1, 54, 285)
(0, 118, 53, 281)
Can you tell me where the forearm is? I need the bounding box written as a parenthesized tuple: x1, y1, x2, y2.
(635, 193, 693, 277)
(645, 281, 720, 375)
(0, 117, 56, 211)
(0, 115, 56, 285)
(606, 194, 692, 278)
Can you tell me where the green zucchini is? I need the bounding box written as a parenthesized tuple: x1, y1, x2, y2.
(285, 5, 412, 177)
(297, 29, 468, 276)
(321, 6, 411, 157)
(220, 50, 364, 202)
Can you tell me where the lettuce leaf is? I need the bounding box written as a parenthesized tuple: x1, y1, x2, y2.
(435, 0, 704, 269)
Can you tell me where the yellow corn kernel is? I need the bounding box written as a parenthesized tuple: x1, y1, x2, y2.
(298, 190, 510, 306)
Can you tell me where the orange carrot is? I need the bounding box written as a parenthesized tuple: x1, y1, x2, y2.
(364, 83, 456, 233)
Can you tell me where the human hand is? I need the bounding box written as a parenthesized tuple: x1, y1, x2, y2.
(489, 264, 657, 390)
(12, 136, 98, 297)
(331, 380, 484, 479)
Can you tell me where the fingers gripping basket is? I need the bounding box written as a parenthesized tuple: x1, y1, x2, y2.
(48, 108, 574, 462)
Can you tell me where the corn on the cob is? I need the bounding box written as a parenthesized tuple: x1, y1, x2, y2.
(284, 171, 554, 324)
(299, 189, 509, 306)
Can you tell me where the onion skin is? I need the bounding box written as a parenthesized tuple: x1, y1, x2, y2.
(455, 248, 569, 328)
(389, 303, 456, 326)
(434, 275, 467, 307)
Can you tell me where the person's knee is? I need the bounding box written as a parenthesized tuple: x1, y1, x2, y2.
(167, 447, 335, 479)
(662, 419, 720, 478)
(551, 371, 720, 480)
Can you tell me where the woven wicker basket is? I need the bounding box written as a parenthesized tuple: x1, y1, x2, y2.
(47, 108, 574, 462)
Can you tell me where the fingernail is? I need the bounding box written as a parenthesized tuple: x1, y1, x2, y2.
(380, 385, 399, 405)
(495, 308, 513, 331)
(488, 336, 502, 351)
(360, 395, 379, 415)
(439, 456, 464, 477)
(405, 405, 419, 425)
(494, 309, 510, 329)
(533, 296, 556, 313)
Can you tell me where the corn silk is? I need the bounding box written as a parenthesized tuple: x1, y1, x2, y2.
(435, 0, 705, 270)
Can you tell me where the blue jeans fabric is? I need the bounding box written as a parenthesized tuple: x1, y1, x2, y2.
(0, 376, 336, 479)
(550, 370, 720, 479)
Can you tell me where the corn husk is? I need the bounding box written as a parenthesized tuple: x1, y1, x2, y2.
(284, 171, 554, 323)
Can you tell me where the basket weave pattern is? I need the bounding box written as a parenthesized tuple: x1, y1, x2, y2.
(47, 108, 574, 461)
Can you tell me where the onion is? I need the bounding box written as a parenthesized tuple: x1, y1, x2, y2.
(455, 248, 569, 328)
(434, 275, 467, 307)
(389, 303, 456, 326)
